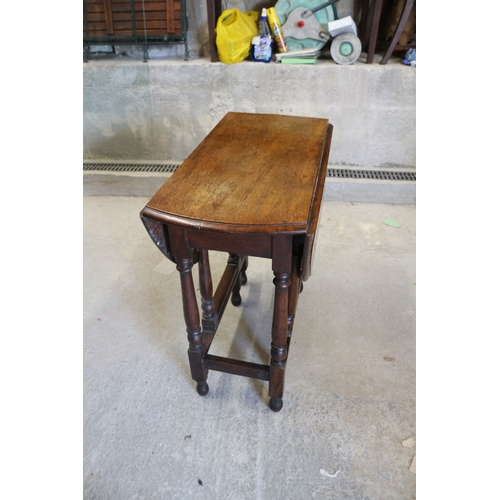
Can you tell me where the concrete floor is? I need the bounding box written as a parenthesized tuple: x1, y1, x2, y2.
(83, 195, 416, 499)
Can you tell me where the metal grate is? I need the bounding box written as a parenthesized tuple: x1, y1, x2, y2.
(83, 163, 180, 173)
(327, 169, 416, 181)
(83, 163, 416, 181)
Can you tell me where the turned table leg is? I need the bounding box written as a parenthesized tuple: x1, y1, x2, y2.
(287, 253, 302, 335)
(229, 253, 243, 306)
(198, 249, 216, 332)
(241, 255, 248, 285)
(269, 235, 293, 412)
(171, 228, 208, 396)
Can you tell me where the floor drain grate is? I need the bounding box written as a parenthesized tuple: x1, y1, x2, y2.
(83, 163, 180, 173)
(83, 163, 415, 181)
(327, 169, 416, 181)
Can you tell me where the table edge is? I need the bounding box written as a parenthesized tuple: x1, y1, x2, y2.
(140, 207, 308, 235)
(306, 123, 333, 237)
(301, 123, 334, 281)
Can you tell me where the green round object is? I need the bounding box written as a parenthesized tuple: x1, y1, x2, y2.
(275, 0, 336, 51)
(330, 33, 361, 65)
(339, 42, 353, 56)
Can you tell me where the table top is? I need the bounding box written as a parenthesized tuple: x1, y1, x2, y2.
(143, 112, 332, 234)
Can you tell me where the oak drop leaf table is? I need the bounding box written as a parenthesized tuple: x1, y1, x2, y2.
(140, 112, 333, 411)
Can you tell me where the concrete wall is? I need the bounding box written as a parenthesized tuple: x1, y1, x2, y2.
(83, 58, 415, 169)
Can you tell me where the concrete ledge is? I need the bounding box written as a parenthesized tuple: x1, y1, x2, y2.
(83, 170, 415, 204)
(324, 178, 415, 204)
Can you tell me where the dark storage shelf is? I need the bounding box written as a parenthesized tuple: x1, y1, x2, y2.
(83, 0, 188, 61)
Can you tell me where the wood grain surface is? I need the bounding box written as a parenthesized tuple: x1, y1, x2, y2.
(145, 112, 331, 232)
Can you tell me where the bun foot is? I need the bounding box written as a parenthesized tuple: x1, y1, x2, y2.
(231, 292, 242, 306)
(269, 396, 283, 412)
(196, 382, 209, 396)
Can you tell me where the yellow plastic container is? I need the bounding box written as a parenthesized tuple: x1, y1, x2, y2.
(266, 7, 288, 53)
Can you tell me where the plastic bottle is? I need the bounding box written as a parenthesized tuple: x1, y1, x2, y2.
(252, 8, 273, 62)
(266, 7, 288, 54)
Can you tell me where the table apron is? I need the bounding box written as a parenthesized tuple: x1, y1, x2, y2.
(186, 229, 274, 258)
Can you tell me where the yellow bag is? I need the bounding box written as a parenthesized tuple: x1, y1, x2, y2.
(215, 9, 258, 64)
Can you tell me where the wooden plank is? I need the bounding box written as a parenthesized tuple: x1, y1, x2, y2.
(87, 12, 106, 22)
(367, 0, 383, 64)
(112, 0, 168, 3)
(204, 355, 270, 381)
(302, 123, 333, 281)
(87, 22, 107, 31)
(137, 2, 172, 11)
(188, 231, 271, 258)
(114, 20, 167, 30)
(111, 11, 131, 21)
(85, 4, 105, 13)
(112, 2, 168, 11)
(166, 0, 175, 33)
(84, 29, 107, 36)
(113, 11, 166, 21)
(111, 29, 171, 35)
(145, 113, 330, 233)
(111, 3, 132, 12)
(103, 0, 114, 34)
(111, 25, 182, 35)
(206, 0, 217, 62)
(211, 256, 244, 326)
(85, 0, 185, 39)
